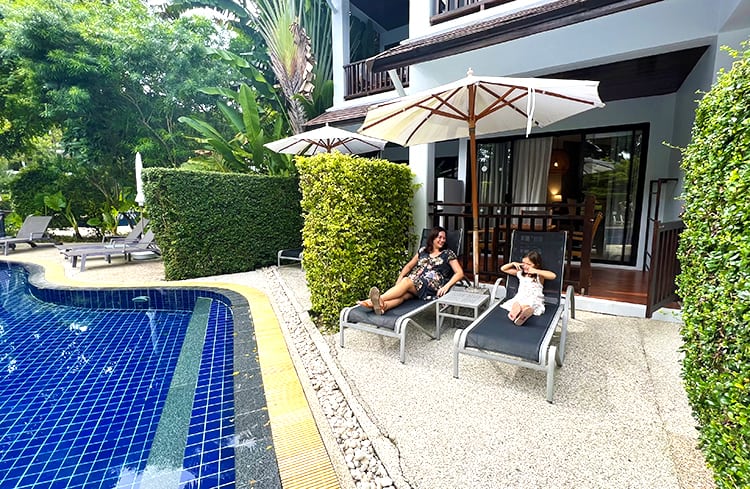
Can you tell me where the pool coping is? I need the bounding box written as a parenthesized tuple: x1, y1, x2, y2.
(2, 255, 340, 489)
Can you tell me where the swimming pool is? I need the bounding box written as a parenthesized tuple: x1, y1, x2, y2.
(0, 262, 280, 488)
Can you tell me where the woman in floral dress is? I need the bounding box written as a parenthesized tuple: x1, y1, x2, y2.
(359, 226, 464, 315)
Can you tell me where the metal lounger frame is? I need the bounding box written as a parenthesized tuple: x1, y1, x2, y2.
(452, 230, 573, 403)
(339, 299, 438, 363)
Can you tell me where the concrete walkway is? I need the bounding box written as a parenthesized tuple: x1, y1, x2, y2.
(274, 266, 714, 489)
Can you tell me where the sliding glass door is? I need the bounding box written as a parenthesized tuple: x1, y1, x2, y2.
(472, 124, 647, 266)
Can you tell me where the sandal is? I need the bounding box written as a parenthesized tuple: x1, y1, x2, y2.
(369, 287, 383, 315)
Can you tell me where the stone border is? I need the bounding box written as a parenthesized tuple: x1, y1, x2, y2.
(262, 267, 408, 489)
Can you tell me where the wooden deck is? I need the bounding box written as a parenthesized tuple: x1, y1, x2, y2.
(587, 267, 649, 304)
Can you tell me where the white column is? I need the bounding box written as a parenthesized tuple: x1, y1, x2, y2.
(410, 0, 432, 38)
(410, 144, 435, 232)
(331, 0, 350, 107)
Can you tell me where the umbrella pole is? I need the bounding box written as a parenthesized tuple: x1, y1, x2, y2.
(469, 125, 479, 287)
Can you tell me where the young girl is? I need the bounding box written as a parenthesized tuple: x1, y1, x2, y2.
(499, 250, 556, 326)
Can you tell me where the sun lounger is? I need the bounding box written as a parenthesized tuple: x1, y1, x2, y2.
(339, 299, 439, 363)
(453, 231, 573, 402)
(0, 215, 54, 255)
(57, 217, 150, 253)
(338, 228, 464, 363)
(63, 230, 160, 271)
(277, 247, 303, 267)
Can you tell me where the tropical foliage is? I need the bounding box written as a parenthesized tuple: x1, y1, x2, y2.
(0, 0, 283, 232)
(677, 42, 750, 488)
(166, 0, 332, 133)
(179, 83, 293, 175)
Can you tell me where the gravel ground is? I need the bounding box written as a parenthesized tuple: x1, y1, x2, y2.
(6, 244, 715, 489)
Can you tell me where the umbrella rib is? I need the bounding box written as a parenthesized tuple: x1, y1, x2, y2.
(473, 90, 533, 128)
(403, 90, 469, 145)
(361, 87, 468, 133)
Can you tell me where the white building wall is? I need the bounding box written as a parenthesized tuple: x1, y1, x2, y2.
(329, 0, 750, 268)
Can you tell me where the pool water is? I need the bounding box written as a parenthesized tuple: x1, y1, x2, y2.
(0, 263, 279, 488)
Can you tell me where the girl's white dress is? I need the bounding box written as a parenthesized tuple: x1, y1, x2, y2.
(500, 272, 546, 315)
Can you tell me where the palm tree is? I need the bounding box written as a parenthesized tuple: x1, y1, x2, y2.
(162, 0, 332, 134)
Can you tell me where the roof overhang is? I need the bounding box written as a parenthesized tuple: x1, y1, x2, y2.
(369, 0, 665, 73)
(308, 45, 708, 128)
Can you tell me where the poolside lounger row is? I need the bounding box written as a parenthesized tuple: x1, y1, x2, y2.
(62, 230, 160, 271)
(339, 230, 573, 402)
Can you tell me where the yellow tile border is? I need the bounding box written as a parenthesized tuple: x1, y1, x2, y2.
(0, 255, 340, 489)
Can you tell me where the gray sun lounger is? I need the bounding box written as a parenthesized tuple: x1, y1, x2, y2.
(57, 217, 150, 253)
(339, 228, 464, 363)
(0, 215, 54, 255)
(277, 247, 303, 267)
(63, 230, 160, 271)
(453, 231, 574, 403)
(339, 299, 440, 363)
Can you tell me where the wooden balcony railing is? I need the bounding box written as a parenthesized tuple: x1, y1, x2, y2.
(429, 196, 597, 293)
(431, 0, 514, 25)
(344, 60, 409, 100)
(645, 220, 683, 317)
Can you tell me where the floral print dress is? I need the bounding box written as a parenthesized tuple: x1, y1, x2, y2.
(407, 247, 458, 300)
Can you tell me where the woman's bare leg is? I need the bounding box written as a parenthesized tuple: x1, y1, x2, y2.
(380, 278, 418, 302)
(358, 278, 418, 312)
(382, 293, 415, 313)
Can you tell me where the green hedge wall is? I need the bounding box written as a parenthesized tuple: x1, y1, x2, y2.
(297, 153, 416, 330)
(144, 168, 303, 280)
(677, 42, 750, 488)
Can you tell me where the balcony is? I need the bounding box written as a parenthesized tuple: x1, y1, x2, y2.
(344, 60, 409, 100)
(431, 0, 514, 24)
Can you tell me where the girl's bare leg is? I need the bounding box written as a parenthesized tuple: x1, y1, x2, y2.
(508, 302, 522, 321)
(514, 305, 534, 326)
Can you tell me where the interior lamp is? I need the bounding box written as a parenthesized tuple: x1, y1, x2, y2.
(550, 149, 570, 172)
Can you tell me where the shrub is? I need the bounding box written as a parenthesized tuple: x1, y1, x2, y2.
(144, 168, 302, 280)
(677, 42, 750, 488)
(297, 153, 415, 330)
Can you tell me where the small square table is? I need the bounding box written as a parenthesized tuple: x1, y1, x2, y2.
(435, 288, 490, 339)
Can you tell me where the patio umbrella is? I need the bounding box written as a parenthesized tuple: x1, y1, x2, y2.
(264, 124, 387, 155)
(134, 152, 145, 206)
(359, 69, 605, 284)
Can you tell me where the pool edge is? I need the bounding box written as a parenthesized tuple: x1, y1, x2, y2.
(1, 255, 341, 489)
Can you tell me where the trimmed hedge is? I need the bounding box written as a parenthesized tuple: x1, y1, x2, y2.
(297, 153, 416, 330)
(144, 168, 302, 280)
(677, 42, 750, 488)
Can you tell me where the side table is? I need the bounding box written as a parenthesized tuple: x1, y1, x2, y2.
(435, 289, 490, 339)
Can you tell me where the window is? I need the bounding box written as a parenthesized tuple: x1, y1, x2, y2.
(472, 124, 647, 266)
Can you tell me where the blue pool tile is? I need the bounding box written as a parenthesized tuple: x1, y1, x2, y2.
(0, 264, 278, 488)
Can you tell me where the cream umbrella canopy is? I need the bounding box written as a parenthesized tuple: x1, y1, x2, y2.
(264, 124, 387, 155)
(359, 69, 605, 284)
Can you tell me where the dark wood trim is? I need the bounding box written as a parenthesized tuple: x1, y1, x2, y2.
(371, 0, 664, 72)
(430, 0, 514, 25)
